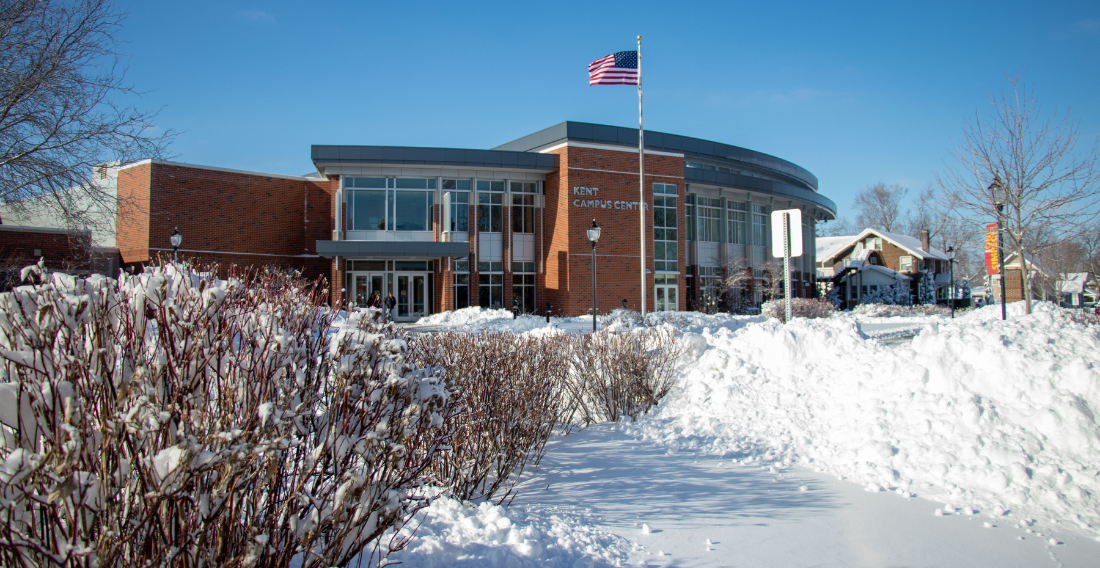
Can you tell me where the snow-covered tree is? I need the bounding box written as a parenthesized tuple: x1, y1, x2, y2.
(918, 271, 936, 304)
(860, 285, 897, 305)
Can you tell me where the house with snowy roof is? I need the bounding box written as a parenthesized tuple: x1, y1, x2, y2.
(816, 228, 951, 308)
(1056, 272, 1098, 308)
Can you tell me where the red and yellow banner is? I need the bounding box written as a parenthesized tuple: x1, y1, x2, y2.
(985, 223, 999, 275)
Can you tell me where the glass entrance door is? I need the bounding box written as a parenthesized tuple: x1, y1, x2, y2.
(397, 275, 410, 318)
(395, 273, 429, 320)
(351, 273, 386, 308)
(654, 273, 678, 311)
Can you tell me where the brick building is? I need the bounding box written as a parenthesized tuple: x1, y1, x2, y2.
(111, 121, 836, 320)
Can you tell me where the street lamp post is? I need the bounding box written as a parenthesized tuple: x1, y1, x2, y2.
(587, 219, 602, 333)
(170, 227, 182, 263)
(990, 178, 1007, 321)
(946, 245, 956, 319)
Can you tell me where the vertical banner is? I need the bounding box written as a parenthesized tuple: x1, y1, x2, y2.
(984, 223, 999, 275)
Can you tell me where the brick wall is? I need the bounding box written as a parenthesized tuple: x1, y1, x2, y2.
(542, 146, 685, 316)
(0, 227, 93, 284)
(117, 162, 336, 285)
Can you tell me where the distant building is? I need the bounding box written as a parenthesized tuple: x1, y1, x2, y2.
(1056, 273, 1098, 307)
(816, 228, 951, 308)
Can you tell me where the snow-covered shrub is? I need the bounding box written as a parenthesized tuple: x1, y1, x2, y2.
(825, 286, 843, 308)
(0, 261, 448, 567)
(600, 309, 696, 330)
(406, 331, 566, 503)
(761, 298, 836, 321)
(598, 308, 643, 330)
(565, 327, 686, 424)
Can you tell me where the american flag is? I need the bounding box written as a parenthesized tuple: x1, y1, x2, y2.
(588, 51, 639, 85)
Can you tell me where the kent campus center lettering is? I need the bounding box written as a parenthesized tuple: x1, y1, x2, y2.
(572, 186, 648, 211)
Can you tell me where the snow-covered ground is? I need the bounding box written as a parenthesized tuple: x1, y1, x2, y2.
(378, 304, 1100, 566)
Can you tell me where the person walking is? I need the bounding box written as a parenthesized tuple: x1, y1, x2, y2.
(367, 291, 381, 309)
(384, 291, 397, 322)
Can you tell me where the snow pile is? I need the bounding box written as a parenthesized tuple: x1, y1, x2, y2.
(418, 307, 519, 327)
(638, 309, 1100, 539)
(851, 303, 951, 317)
(376, 497, 632, 567)
(415, 308, 558, 334)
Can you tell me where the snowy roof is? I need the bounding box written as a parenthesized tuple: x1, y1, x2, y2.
(1001, 251, 1048, 275)
(1057, 273, 1095, 294)
(862, 264, 910, 279)
(833, 261, 910, 282)
(815, 236, 853, 259)
(817, 228, 949, 263)
(875, 229, 950, 261)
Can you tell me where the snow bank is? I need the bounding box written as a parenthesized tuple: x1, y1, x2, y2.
(375, 497, 632, 567)
(415, 308, 563, 334)
(638, 308, 1100, 539)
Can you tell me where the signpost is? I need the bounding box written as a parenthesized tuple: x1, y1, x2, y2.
(771, 209, 803, 323)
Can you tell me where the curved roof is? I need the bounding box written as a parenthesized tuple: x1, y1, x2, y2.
(493, 121, 819, 191)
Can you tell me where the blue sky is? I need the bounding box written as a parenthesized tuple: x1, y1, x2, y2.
(115, 0, 1099, 220)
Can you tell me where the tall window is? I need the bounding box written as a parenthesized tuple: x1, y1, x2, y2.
(685, 194, 696, 241)
(346, 177, 387, 230)
(511, 182, 536, 233)
(698, 197, 721, 242)
(727, 201, 747, 244)
(443, 179, 470, 232)
(699, 265, 721, 310)
(513, 261, 535, 313)
(454, 258, 469, 309)
(477, 180, 504, 233)
(478, 261, 503, 309)
(345, 177, 435, 232)
(752, 204, 768, 246)
(652, 183, 678, 272)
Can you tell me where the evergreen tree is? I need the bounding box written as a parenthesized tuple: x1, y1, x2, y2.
(918, 271, 936, 304)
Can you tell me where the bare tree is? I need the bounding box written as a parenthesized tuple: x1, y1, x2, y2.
(815, 215, 856, 237)
(853, 182, 908, 233)
(718, 255, 754, 313)
(1079, 224, 1100, 278)
(937, 76, 1100, 314)
(0, 0, 171, 233)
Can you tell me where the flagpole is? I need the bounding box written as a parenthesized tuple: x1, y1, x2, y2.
(638, 35, 646, 316)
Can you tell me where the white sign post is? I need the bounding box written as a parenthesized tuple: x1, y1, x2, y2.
(771, 209, 803, 323)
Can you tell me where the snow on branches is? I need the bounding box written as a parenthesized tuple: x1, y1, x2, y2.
(0, 262, 448, 567)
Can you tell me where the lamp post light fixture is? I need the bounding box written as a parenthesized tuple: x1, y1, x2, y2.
(990, 178, 1007, 321)
(587, 219, 602, 333)
(946, 245, 956, 319)
(170, 227, 182, 263)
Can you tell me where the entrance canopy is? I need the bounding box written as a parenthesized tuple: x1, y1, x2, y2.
(316, 240, 469, 258)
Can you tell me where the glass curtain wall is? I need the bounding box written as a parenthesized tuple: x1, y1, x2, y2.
(454, 258, 470, 309)
(653, 183, 679, 310)
(511, 182, 536, 233)
(653, 183, 678, 272)
(477, 180, 504, 233)
(752, 204, 768, 246)
(512, 261, 535, 313)
(697, 197, 721, 242)
(345, 177, 435, 232)
(478, 261, 503, 309)
(443, 179, 470, 232)
(727, 202, 747, 244)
